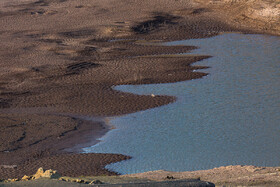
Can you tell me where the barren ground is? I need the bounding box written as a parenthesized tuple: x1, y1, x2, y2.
(0, 0, 279, 185)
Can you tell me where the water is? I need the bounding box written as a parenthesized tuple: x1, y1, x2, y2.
(84, 33, 280, 174)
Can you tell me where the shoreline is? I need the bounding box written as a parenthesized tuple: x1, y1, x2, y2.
(105, 32, 280, 176)
(0, 0, 279, 183)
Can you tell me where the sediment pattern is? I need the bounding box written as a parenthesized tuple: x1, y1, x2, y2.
(0, 0, 278, 180)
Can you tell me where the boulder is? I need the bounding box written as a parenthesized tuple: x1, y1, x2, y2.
(11, 178, 19, 182)
(21, 175, 32, 181)
(33, 167, 61, 179)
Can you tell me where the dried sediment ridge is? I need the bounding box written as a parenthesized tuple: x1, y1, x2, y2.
(193, 0, 280, 34)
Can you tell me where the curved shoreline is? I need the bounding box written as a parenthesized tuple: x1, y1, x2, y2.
(0, 0, 279, 182)
(99, 32, 280, 175)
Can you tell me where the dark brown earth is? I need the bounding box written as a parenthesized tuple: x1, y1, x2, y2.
(0, 0, 279, 181)
(0, 153, 131, 179)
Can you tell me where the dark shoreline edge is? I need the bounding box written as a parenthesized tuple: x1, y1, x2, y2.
(0, 45, 211, 180)
(77, 30, 280, 175)
(1, 0, 278, 179)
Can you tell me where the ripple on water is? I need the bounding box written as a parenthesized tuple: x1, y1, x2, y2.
(84, 33, 280, 174)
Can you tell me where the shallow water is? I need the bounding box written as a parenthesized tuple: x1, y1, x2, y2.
(84, 33, 280, 174)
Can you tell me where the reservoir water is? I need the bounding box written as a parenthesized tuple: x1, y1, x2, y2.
(84, 33, 280, 174)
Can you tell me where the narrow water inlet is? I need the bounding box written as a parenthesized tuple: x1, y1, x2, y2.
(84, 33, 280, 174)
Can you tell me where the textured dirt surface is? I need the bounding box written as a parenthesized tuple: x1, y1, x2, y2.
(0, 0, 279, 183)
(194, 0, 280, 35)
(0, 153, 131, 179)
(125, 165, 280, 186)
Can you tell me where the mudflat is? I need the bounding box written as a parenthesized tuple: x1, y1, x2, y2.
(0, 0, 279, 182)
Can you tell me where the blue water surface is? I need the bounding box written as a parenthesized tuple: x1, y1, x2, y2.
(84, 33, 280, 174)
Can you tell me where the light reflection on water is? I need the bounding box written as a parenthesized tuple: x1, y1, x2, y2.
(84, 33, 280, 174)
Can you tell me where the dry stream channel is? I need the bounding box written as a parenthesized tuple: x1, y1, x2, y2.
(84, 33, 280, 174)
